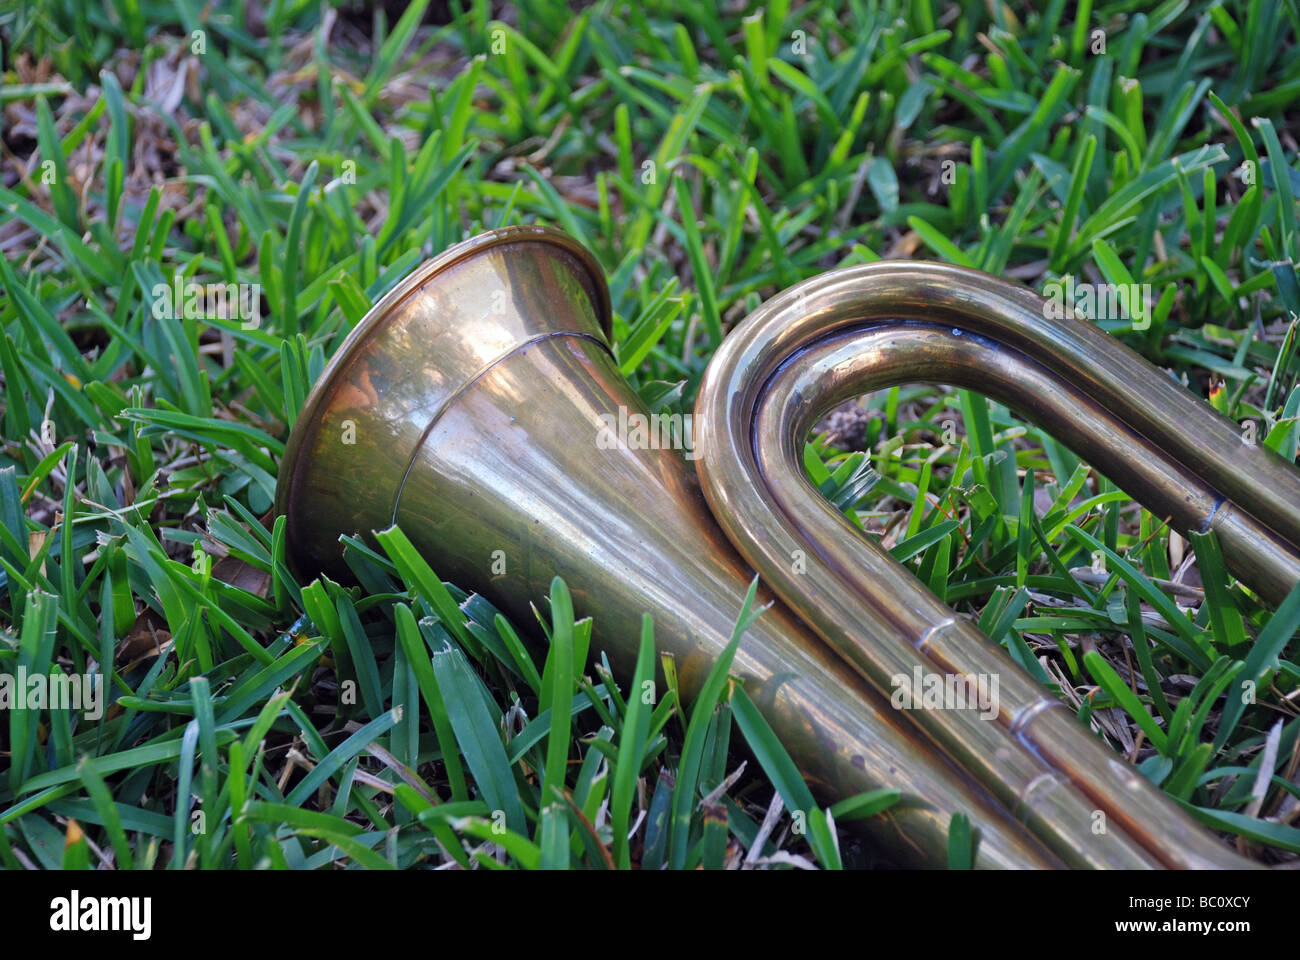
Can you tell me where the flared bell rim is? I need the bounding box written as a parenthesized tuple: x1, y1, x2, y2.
(273, 224, 613, 562)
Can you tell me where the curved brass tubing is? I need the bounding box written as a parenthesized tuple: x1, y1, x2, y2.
(696, 261, 1299, 869)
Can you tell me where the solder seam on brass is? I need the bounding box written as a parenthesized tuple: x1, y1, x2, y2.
(388, 331, 613, 525)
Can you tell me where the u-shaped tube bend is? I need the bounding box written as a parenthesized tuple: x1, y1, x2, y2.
(694, 261, 1293, 868)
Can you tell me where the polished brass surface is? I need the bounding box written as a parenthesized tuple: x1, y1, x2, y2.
(277, 227, 1289, 868)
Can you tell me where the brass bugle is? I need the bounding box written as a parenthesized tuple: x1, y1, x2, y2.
(276, 225, 1292, 868)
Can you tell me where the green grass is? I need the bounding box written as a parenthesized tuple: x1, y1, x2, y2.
(1, 0, 1299, 869)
